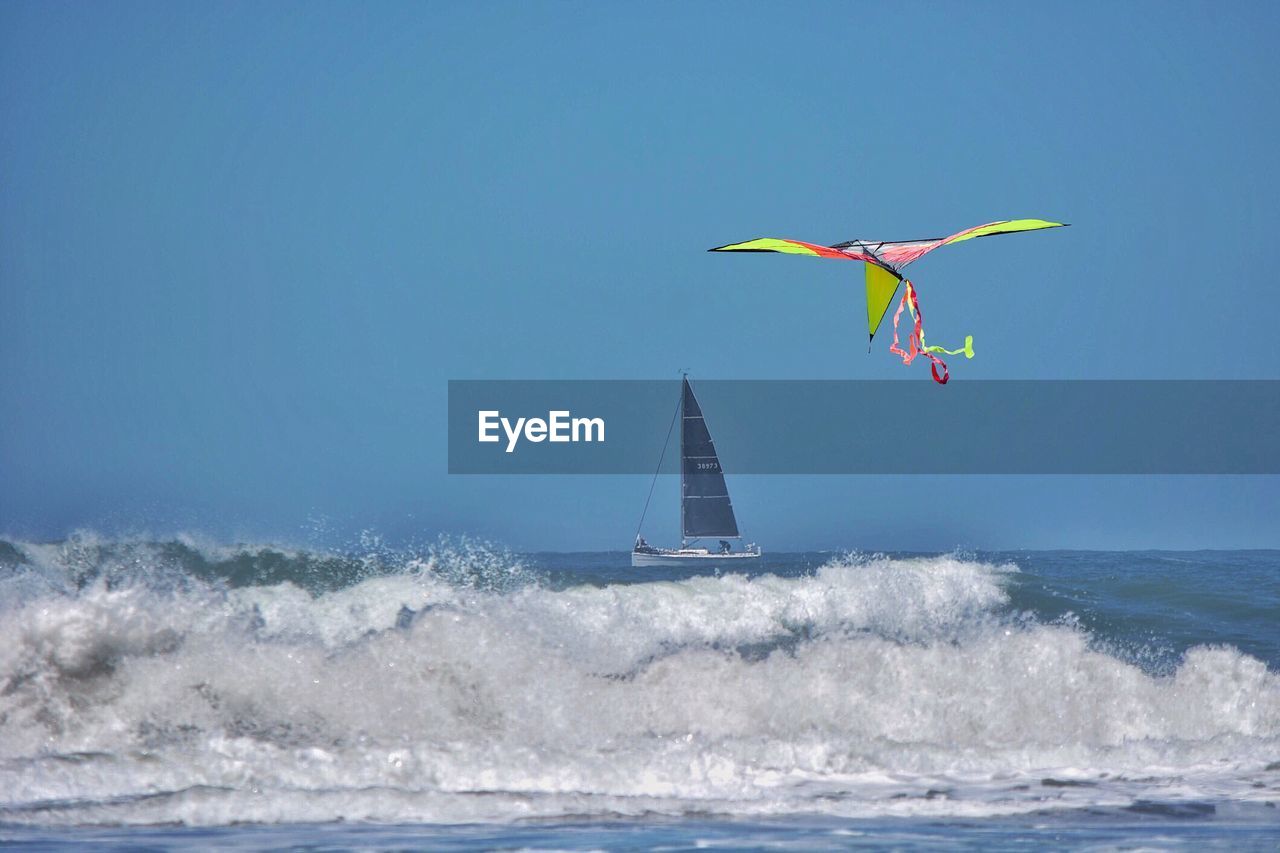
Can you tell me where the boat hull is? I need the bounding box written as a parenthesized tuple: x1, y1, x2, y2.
(631, 550, 762, 567)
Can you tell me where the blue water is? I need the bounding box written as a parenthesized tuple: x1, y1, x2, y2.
(0, 536, 1277, 849)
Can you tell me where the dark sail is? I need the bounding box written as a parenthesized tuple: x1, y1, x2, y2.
(680, 378, 739, 539)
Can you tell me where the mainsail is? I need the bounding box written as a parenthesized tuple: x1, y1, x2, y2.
(680, 377, 739, 540)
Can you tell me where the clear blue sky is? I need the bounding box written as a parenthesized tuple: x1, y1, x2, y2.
(2, 1, 1277, 550)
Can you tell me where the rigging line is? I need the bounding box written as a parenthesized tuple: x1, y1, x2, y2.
(633, 379, 683, 544)
(833, 236, 944, 248)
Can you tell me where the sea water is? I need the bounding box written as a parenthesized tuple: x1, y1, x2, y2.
(0, 535, 1276, 849)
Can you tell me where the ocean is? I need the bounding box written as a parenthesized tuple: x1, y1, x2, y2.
(0, 535, 1276, 850)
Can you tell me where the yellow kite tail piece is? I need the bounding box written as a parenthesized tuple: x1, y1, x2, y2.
(922, 335, 975, 359)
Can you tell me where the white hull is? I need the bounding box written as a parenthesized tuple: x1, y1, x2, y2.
(631, 549, 762, 567)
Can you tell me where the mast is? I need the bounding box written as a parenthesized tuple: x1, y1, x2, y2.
(679, 375, 687, 547)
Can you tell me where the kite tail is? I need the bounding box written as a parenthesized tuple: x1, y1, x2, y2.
(888, 280, 974, 385)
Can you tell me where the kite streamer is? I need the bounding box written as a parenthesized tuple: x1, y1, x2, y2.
(888, 280, 973, 385)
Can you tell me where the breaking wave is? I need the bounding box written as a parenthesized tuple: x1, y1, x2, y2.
(0, 535, 1276, 826)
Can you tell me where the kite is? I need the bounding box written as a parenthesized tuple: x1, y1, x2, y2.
(709, 219, 1068, 383)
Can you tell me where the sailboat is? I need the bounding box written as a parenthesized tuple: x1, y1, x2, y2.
(632, 376, 761, 567)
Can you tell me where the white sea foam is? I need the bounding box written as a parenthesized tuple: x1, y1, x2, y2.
(0, 546, 1276, 826)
